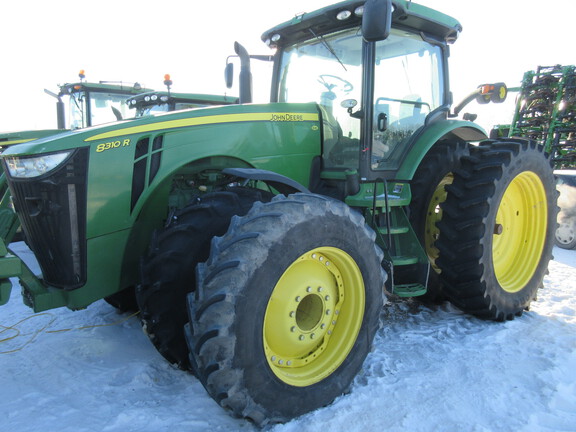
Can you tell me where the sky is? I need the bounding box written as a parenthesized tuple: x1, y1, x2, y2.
(2, 0, 575, 133)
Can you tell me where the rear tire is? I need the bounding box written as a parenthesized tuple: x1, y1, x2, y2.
(404, 140, 470, 303)
(436, 139, 557, 320)
(138, 187, 272, 370)
(186, 194, 385, 425)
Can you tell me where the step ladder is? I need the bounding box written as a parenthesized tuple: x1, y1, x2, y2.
(346, 180, 430, 297)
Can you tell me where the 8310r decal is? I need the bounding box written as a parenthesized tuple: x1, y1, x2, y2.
(96, 139, 131, 153)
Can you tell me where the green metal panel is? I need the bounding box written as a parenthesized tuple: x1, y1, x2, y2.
(0, 129, 66, 147)
(396, 120, 487, 180)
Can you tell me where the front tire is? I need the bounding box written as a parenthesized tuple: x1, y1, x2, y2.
(137, 187, 272, 370)
(186, 194, 385, 425)
(436, 139, 557, 320)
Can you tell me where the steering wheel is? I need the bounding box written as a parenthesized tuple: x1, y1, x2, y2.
(318, 74, 353, 93)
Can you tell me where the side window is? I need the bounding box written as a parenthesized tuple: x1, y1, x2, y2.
(372, 31, 444, 170)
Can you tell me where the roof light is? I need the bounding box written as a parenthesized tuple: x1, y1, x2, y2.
(336, 10, 352, 20)
(144, 96, 151, 102)
(354, 6, 364, 16)
(271, 34, 281, 42)
(151, 94, 158, 101)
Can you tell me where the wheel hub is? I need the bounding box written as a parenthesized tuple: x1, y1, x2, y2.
(556, 222, 576, 245)
(263, 247, 364, 386)
(492, 171, 547, 293)
(264, 252, 342, 368)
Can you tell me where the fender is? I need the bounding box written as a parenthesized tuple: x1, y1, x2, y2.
(223, 167, 310, 195)
(397, 120, 487, 180)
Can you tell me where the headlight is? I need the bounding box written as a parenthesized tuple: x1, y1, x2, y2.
(4, 150, 72, 178)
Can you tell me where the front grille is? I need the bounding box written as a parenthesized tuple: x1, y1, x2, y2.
(6, 148, 89, 289)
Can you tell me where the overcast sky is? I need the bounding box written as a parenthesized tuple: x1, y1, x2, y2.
(2, 0, 575, 132)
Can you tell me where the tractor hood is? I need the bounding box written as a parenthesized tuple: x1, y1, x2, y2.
(0, 104, 238, 158)
(1, 102, 322, 163)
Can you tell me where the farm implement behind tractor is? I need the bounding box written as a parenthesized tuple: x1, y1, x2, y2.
(491, 65, 576, 248)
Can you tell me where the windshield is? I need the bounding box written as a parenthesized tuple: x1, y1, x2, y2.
(134, 102, 212, 118)
(68, 91, 133, 129)
(278, 28, 363, 160)
(136, 104, 171, 117)
(278, 28, 444, 171)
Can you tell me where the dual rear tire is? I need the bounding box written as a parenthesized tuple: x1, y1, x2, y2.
(436, 139, 557, 320)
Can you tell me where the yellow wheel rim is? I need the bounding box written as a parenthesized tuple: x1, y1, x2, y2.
(263, 247, 365, 387)
(425, 173, 453, 272)
(493, 171, 548, 293)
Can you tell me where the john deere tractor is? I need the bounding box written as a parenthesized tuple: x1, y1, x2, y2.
(0, 0, 557, 425)
(0, 71, 152, 148)
(126, 74, 239, 117)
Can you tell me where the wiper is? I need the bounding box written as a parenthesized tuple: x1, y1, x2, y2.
(309, 28, 347, 72)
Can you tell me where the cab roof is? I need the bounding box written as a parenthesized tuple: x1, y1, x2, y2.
(262, 0, 462, 47)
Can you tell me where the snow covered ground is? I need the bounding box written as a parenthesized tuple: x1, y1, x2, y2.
(1, 243, 575, 432)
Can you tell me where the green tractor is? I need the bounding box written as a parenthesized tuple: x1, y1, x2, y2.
(0, 0, 557, 425)
(0, 70, 152, 148)
(127, 74, 239, 117)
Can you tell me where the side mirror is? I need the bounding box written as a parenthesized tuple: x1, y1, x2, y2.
(475, 83, 508, 105)
(362, 0, 393, 42)
(225, 62, 234, 89)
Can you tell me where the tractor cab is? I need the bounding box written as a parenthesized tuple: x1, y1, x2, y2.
(263, 0, 462, 186)
(55, 71, 152, 129)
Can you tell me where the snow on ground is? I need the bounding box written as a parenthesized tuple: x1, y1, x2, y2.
(1, 243, 575, 432)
